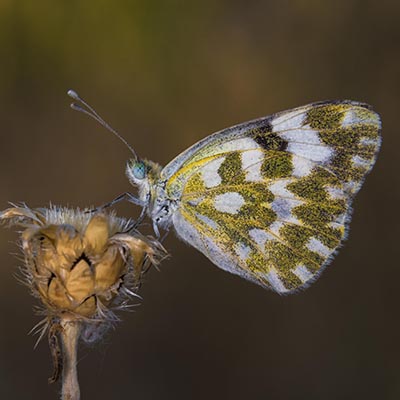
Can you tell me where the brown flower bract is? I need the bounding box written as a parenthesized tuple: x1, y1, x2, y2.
(1, 206, 166, 323)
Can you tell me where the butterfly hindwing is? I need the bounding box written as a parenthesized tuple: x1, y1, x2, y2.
(163, 101, 381, 293)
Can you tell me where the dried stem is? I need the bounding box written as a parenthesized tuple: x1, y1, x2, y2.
(60, 317, 81, 400)
(0, 206, 167, 397)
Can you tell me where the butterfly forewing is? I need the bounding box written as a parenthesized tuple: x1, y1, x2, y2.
(163, 101, 381, 293)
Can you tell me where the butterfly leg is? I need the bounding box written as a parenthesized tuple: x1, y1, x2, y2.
(152, 220, 160, 239)
(132, 203, 148, 228)
(160, 227, 170, 243)
(106, 192, 145, 208)
(88, 192, 145, 213)
(151, 221, 171, 242)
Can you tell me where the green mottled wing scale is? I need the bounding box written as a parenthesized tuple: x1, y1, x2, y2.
(164, 101, 381, 293)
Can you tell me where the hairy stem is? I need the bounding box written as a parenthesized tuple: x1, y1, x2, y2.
(60, 318, 81, 400)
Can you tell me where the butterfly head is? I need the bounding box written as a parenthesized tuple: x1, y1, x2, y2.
(126, 158, 162, 201)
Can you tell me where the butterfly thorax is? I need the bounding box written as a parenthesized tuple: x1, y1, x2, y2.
(150, 180, 179, 229)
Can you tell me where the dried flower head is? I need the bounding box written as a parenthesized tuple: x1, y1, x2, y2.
(1, 205, 166, 399)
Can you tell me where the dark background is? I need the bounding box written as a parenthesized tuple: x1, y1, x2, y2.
(0, 1, 399, 399)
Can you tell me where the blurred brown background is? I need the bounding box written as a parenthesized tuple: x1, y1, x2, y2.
(0, 1, 399, 399)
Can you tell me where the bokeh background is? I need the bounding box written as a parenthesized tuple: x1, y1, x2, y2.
(0, 1, 399, 399)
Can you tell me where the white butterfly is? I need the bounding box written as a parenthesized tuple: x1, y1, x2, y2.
(69, 91, 381, 293)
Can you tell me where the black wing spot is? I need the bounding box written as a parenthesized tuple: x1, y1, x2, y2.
(253, 131, 288, 151)
(256, 120, 273, 134)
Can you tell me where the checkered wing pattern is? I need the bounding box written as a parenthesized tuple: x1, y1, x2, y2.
(162, 101, 381, 293)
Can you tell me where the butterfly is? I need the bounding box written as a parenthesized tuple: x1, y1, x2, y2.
(69, 91, 382, 294)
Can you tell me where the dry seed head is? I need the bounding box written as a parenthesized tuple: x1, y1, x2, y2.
(1, 205, 166, 342)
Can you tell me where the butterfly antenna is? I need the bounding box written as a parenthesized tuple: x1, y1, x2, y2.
(67, 89, 138, 160)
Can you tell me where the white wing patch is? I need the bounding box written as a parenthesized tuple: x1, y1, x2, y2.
(280, 128, 321, 144)
(360, 137, 378, 146)
(195, 213, 219, 229)
(249, 228, 273, 249)
(235, 242, 251, 262)
(214, 192, 245, 214)
(269, 221, 284, 236)
(265, 268, 288, 293)
(342, 109, 379, 127)
(271, 198, 302, 223)
(201, 157, 225, 188)
(292, 155, 315, 177)
(272, 109, 307, 132)
(326, 186, 346, 199)
(352, 155, 371, 168)
(268, 179, 295, 198)
(292, 264, 314, 284)
(217, 137, 259, 152)
(306, 237, 331, 258)
(341, 110, 359, 126)
(241, 149, 264, 182)
(287, 142, 333, 163)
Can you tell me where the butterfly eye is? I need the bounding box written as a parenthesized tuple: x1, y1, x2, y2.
(132, 162, 146, 180)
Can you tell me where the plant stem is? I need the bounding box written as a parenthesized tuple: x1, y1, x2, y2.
(60, 318, 81, 400)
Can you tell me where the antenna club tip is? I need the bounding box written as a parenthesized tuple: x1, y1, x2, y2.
(67, 89, 79, 99)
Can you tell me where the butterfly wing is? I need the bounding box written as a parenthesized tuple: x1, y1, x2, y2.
(162, 101, 381, 293)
